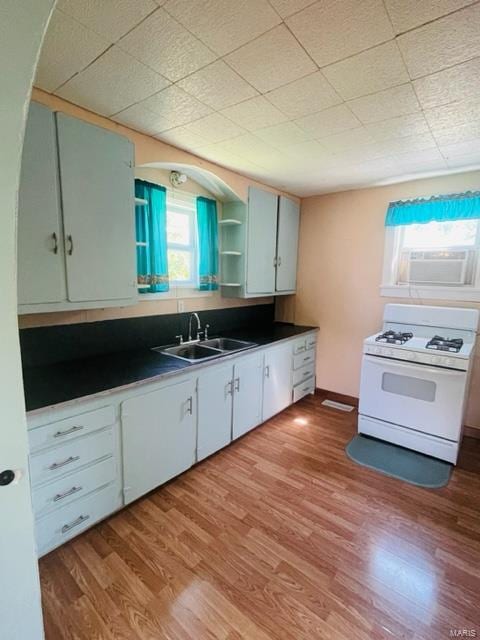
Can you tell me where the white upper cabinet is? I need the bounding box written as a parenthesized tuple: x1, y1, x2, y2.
(276, 196, 300, 293)
(246, 187, 278, 295)
(56, 114, 136, 303)
(17, 103, 66, 305)
(17, 103, 137, 313)
(220, 187, 300, 298)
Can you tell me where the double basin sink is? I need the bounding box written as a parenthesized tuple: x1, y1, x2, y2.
(152, 337, 257, 363)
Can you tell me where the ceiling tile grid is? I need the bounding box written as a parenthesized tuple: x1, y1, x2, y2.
(35, 0, 480, 195)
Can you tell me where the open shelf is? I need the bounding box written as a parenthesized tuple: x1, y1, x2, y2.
(137, 284, 150, 289)
(219, 282, 241, 287)
(135, 197, 148, 206)
(220, 251, 242, 256)
(136, 242, 148, 247)
(219, 219, 242, 226)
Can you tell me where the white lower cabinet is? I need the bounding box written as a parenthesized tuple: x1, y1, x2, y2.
(263, 342, 294, 421)
(121, 375, 196, 505)
(232, 351, 264, 439)
(197, 362, 234, 461)
(27, 331, 317, 554)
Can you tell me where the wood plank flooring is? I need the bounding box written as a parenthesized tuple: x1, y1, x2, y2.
(40, 392, 480, 639)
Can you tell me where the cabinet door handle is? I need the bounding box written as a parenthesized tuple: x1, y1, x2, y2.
(277, 256, 282, 266)
(61, 514, 89, 534)
(67, 234, 74, 256)
(48, 455, 79, 471)
(273, 257, 277, 267)
(186, 396, 193, 415)
(265, 365, 270, 378)
(53, 425, 84, 439)
(53, 485, 82, 502)
(234, 377, 240, 392)
(226, 381, 233, 396)
(52, 232, 58, 255)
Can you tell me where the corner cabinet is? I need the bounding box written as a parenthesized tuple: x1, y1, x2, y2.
(219, 186, 300, 298)
(17, 102, 137, 314)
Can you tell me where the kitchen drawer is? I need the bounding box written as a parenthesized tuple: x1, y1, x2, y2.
(293, 361, 315, 387)
(29, 405, 115, 453)
(306, 334, 317, 351)
(292, 337, 307, 355)
(30, 427, 114, 487)
(35, 482, 120, 557)
(32, 456, 116, 519)
(293, 377, 315, 403)
(293, 350, 315, 370)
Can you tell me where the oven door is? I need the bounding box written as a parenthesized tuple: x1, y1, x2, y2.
(359, 355, 467, 440)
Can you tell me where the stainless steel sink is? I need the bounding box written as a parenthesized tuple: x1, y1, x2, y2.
(203, 337, 257, 352)
(153, 343, 223, 362)
(152, 337, 257, 362)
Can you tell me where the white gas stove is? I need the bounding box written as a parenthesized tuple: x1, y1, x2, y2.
(359, 304, 478, 464)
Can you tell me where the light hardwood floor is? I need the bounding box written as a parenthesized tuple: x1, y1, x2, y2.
(40, 392, 480, 639)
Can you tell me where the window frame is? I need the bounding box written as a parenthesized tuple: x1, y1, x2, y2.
(380, 219, 480, 302)
(166, 196, 198, 288)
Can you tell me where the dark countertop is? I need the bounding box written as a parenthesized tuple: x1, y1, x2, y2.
(23, 323, 317, 413)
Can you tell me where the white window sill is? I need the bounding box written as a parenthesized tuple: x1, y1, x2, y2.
(138, 285, 214, 301)
(380, 284, 480, 302)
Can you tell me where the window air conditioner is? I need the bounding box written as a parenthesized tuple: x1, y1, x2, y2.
(398, 249, 476, 285)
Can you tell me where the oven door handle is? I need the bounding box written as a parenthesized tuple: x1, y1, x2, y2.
(363, 355, 467, 376)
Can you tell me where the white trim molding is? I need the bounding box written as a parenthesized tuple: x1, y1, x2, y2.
(380, 284, 480, 302)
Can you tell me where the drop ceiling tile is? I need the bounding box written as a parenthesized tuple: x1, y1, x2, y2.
(268, 0, 317, 18)
(397, 3, 480, 79)
(375, 131, 438, 157)
(283, 140, 334, 162)
(218, 134, 283, 166)
(318, 127, 376, 152)
(413, 58, 480, 110)
(57, 46, 169, 116)
(432, 122, 480, 146)
(141, 85, 213, 129)
(255, 122, 310, 148)
(446, 151, 480, 169)
(424, 99, 480, 130)
(35, 9, 109, 92)
(394, 147, 446, 168)
(286, 0, 394, 67)
(118, 8, 216, 81)
(221, 96, 288, 131)
(265, 71, 342, 119)
(225, 25, 316, 93)
(183, 113, 246, 143)
(439, 138, 480, 159)
(177, 61, 257, 110)
(295, 104, 361, 138)
(195, 143, 265, 173)
(56, 0, 157, 43)
(322, 41, 409, 101)
(163, 0, 281, 55)
(364, 113, 431, 142)
(155, 126, 209, 150)
(348, 83, 421, 124)
(384, 0, 476, 34)
(112, 103, 172, 135)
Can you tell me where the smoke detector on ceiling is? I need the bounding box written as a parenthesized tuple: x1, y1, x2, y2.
(170, 170, 188, 187)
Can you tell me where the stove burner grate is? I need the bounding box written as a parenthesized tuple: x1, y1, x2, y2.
(426, 335, 463, 353)
(375, 331, 413, 345)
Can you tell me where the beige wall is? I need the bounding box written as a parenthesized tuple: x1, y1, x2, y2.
(285, 169, 480, 429)
(19, 89, 291, 329)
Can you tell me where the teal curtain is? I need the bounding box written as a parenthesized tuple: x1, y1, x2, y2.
(385, 190, 480, 227)
(196, 196, 219, 291)
(135, 180, 169, 293)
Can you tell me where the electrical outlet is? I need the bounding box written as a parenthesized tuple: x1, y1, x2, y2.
(177, 299, 185, 313)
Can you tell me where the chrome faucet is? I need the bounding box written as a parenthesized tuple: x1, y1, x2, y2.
(188, 313, 201, 342)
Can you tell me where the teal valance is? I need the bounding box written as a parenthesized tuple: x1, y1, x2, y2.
(135, 180, 169, 293)
(196, 196, 219, 291)
(385, 190, 480, 227)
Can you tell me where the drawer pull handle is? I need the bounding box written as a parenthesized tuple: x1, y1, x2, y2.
(61, 514, 89, 534)
(49, 455, 79, 471)
(226, 381, 233, 397)
(303, 356, 311, 362)
(302, 370, 311, 377)
(302, 385, 311, 392)
(186, 396, 193, 415)
(234, 377, 240, 392)
(53, 486, 83, 502)
(296, 345, 305, 353)
(53, 425, 84, 438)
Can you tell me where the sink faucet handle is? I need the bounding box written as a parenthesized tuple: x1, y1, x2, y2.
(175, 334, 184, 345)
(205, 324, 210, 339)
